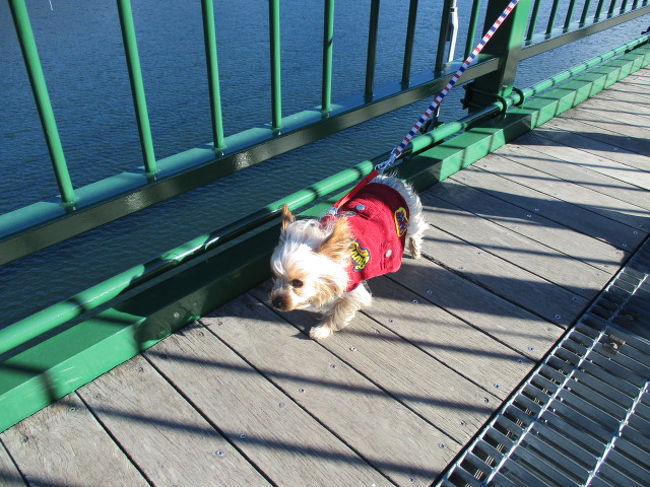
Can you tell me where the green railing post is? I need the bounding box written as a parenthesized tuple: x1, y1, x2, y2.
(435, 0, 454, 75)
(465, 0, 533, 113)
(201, 0, 226, 152)
(464, 0, 483, 57)
(269, 0, 282, 133)
(116, 0, 157, 177)
(364, 0, 380, 100)
(321, 0, 335, 116)
(401, 0, 419, 86)
(9, 0, 76, 207)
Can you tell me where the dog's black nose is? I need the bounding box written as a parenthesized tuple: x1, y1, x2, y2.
(271, 296, 285, 310)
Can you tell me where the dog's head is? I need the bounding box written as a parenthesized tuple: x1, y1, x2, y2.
(269, 205, 352, 311)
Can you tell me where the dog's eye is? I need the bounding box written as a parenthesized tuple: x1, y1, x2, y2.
(290, 279, 303, 288)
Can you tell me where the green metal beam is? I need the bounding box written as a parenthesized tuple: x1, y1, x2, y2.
(9, 0, 76, 207)
(269, 0, 282, 133)
(364, 0, 381, 99)
(1, 40, 648, 434)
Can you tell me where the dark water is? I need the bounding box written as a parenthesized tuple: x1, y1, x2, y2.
(1, 0, 648, 326)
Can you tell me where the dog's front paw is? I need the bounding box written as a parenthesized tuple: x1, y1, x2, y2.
(309, 325, 333, 340)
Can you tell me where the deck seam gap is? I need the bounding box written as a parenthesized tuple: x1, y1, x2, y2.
(197, 314, 399, 486)
(475, 164, 647, 233)
(141, 344, 280, 487)
(426, 218, 599, 303)
(243, 294, 465, 448)
(497, 139, 650, 205)
(379, 272, 537, 361)
(419, 244, 579, 329)
(74, 392, 155, 487)
(425, 190, 620, 275)
(358, 305, 503, 402)
(530, 129, 650, 182)
(0, 438, 29, 486)
(451, 176, 633, 253)
(554, 115, 650, 157)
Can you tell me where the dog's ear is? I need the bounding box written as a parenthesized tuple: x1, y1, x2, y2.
(318, 218, 353, 262)
(281, 204, 295, 230)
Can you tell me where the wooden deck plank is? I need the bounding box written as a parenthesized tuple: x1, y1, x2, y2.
(249, 278, 523, 433)
(482, 151, 649, 232)
(535, 117, 650, 171)
(555, 113, 650, 155)
(576, 92, 650, 116)
(421, 192, 610, 299)
(78, 354, 271, 487)
(202, 295, 455, 486)
(144, 321, 390, 487)
(0, 442, 25, 486)
(502, 131, 650, 201)
(425, 178, 626, 274)
(384, 256, 565, 361)
(421, 224, 587, 326)
(569, 100, 650, 127)
(450, 165, 645, 251)
(559, 107, 650, 140)
(0, 394, 148, 487)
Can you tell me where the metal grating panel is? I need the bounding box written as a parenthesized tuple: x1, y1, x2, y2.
(437, 238, 650, 487)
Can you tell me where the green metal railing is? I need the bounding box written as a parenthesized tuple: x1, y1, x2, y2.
(3, 0, 649, 265)
(1, 0, 649, 435)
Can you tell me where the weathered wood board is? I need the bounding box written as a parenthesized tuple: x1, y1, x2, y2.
(0, 442, 25, 487)
(0, 394, 148, 487)
(421, 192, 611, 299)
(202, 295, 456, 486)
(480, 151, 650, 231)
(248, 280, 517, 439)
(497, 131, 650, 204)
(145, 321, 391, 487)
(426, 177, 626, 273)
(421, 224, 587, 326)
(450, 164, 645, 251)
(79, 354, 271, 487)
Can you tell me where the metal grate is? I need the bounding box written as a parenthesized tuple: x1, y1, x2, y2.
(437, 238, 650, 487)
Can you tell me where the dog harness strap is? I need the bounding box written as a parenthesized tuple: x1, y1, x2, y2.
(331, 169, 378, 210)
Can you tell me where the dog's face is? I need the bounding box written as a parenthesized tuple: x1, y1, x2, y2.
(269, 206, 352, 311)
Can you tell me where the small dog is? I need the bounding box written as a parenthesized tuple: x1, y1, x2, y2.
(269, 175, 426, 339)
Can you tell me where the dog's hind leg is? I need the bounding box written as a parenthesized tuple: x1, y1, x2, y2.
(407, 210, 427, 259)
(309, 284, 372, 340)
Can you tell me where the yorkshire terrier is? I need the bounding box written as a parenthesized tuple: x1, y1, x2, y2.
(269, 175, 427, 339)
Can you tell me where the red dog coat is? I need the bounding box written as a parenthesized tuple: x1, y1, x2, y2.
(322, 183, 410, 291)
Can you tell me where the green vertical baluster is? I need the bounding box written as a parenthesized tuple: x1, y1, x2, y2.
(619, 0, 629, 12)
(579, 0, 593, 25)
(545, 0, 561, 37)
(464, 0, 482, 57)
(364, 0, 380, 99)
(269, 0, 282, 133)
(9, 0, 76, 206)
(434, 0, 453, 75)
(116, 0, 157, 176)
(401, 0, 419, 86)
(594, 0, 606, 20)
(526, 0, 542, 43)
(607, 0, 618, 17)
(563, 0, 577, 31)
(321, 0, 335, 115)
(201, 0, 225, 151)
